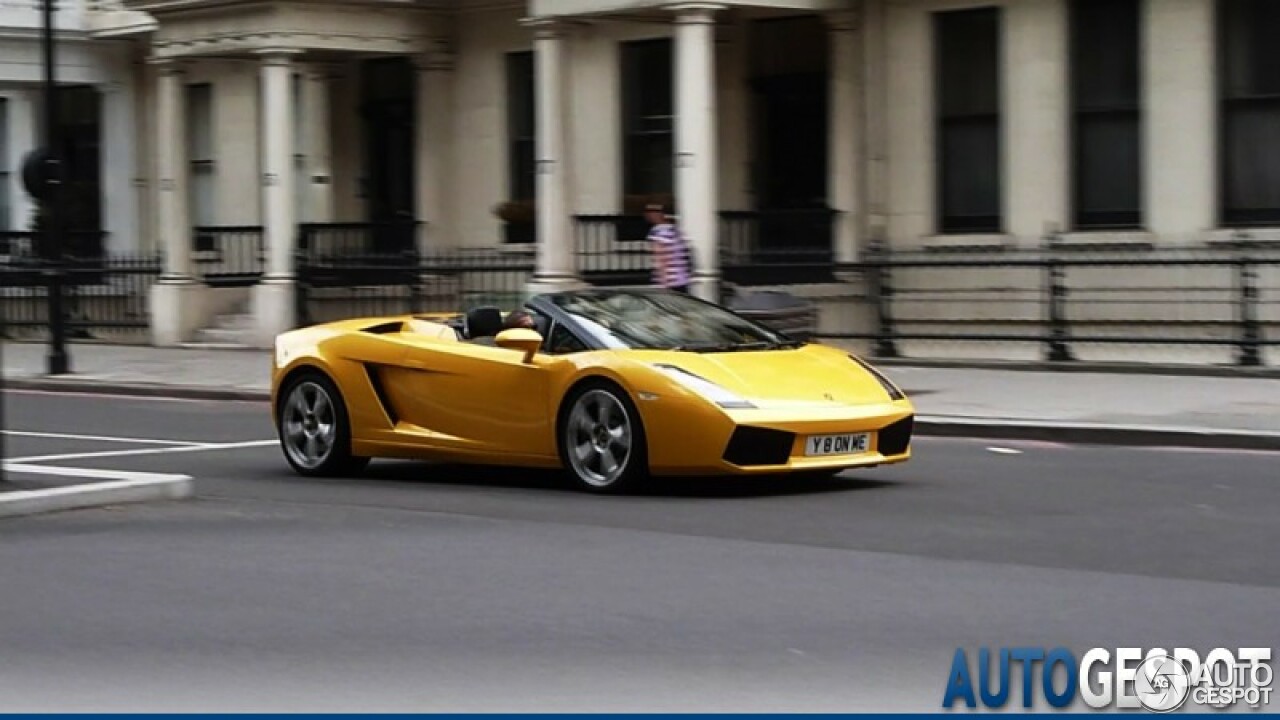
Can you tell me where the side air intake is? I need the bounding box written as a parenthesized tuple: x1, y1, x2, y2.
(877, 415, 913, 457)
(722, 426, 795, 467)
(363, 364, 399, 425)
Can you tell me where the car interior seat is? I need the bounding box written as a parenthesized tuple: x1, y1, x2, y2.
(463, 306, 504, 341)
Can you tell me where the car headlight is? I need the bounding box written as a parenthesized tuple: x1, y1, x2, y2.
(651, 364, 756, 409)
(849, 354, 906, 401)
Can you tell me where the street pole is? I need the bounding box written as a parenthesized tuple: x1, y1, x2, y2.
(42, 0, 69, 375)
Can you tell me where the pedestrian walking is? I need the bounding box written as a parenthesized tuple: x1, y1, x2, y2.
(645, 203, 692, 294)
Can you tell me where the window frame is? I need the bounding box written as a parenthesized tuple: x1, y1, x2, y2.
(0, 97, 10, 231)
(505, 50, 536, 204)
(1069, 0, 1143, 231)
(1217, 0, 1280, 227)
(933, 6, 1004, 235)
(186, 82, 216, 230)
(621, 37, 674, 201)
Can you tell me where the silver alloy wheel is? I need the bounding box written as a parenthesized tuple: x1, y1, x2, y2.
(565, 388, 633, 488)
(281, 380, 338, 471)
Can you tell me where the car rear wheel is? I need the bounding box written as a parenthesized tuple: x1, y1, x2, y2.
(560, 383, 648, 494)
(278, 372, 369, 477)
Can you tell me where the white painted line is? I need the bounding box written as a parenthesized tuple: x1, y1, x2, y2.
(986, 447, 1023, 455)
(3, 387, 264, 404)
(0, 463, 194, 519)
(2, 429, 205, 447)
(8, 439, 278, 464)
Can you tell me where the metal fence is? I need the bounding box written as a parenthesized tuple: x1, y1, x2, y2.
(194, 226, 264, 286)
(296, 246, 535, 326)
(831, 237, 1280, 366)
(0, 253, 161, 343)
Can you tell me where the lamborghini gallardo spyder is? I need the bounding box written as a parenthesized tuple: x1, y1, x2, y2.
(271, 287, 914, 493)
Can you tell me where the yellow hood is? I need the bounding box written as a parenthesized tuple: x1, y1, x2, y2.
(621, 343, 902, 409)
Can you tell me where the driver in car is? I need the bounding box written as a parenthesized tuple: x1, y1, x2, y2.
(503, 310, 536, 330)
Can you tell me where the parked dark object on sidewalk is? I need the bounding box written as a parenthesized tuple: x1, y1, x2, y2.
(726, 289, 818, 342)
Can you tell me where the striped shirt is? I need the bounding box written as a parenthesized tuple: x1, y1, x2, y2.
(649, 222, 691, 289)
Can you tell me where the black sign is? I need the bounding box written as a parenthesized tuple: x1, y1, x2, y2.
(21, 148, 61, 202)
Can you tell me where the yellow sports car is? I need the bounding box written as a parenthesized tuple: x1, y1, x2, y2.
(271, 287, 914, 493)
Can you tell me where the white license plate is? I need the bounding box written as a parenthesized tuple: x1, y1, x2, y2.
(805, 432, 871, 457)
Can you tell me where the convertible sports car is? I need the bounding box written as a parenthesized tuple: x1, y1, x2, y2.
(271, 287, 914, 493)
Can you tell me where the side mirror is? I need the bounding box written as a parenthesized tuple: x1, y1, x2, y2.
(494, 328, 543, 363)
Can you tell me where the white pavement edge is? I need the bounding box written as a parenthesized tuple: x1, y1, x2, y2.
(0, 463, 195, 519)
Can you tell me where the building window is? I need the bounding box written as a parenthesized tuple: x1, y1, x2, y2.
(621, 37, 674, 204)
(1071, 0, 1141, 229)
(293, 72, 307, 222)
(506, 51, 536, 204)
(1219, 0, 1280, 226)
(935, 7, 1001, 234)
(0, 98, 9, 231)
(186, 83, 215, 228)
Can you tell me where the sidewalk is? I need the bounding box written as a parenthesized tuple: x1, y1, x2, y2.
(3, 341, 1278, 449)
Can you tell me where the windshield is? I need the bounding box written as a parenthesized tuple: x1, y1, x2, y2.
(546, 290, 801, 352)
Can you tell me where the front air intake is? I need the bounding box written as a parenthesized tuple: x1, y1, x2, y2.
(877, 415, 914, 457)
(723, 426, 795, 467)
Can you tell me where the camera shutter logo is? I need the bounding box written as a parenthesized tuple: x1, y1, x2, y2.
(1135, 653, 1193, 712)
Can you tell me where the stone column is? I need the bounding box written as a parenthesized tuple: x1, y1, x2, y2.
(672, 3, 723, 301)
(415, 40, 455, 254)
(1006, 0, 1069, 240)
(303, 65, 334, 223)
(827, 9, 861, 263)
(148, 58, 203, 347)
(1145, 0, 1215, 237)
(250, 49, 301, 345)
(526, 18, 579, 293)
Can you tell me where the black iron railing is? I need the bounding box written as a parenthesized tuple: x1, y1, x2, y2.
(720, 209, 838, 285)
(573, 214, 653, 285)
(834, 237, 1280, 366)
(0, 252, 161, 343)
(194, 226, 264, 286)
(299, 221, 422, 260)
(295, 246, 534, 326)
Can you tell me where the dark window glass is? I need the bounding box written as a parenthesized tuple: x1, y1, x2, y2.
(1220, 0, 1280, 226)
(622, 38, 673, 200)
(1071, 0, 1141, 229)
(935, 7, 1001, 233)
(506, 51, 536, 203)
(0, 97, 9, 230)
(546, 321, 588, 355)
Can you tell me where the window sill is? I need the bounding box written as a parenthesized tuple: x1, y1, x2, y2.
(1206, 228, 1280, 247)
(1054, 230, 1155, 250)
(921, 234, 1013, 252)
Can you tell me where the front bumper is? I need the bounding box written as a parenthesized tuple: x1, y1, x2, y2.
(640, 398, 915, 476)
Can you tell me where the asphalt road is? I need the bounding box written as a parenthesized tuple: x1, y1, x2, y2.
(2, 388, 1278, 712)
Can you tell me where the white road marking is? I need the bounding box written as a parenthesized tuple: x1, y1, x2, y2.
(8, 439, 278, 464)
(2, 429, 205, 447)
(2, 387, 264, 404)
(3, 462, 191, 483)
(986, 446, 1023, 455)
(0, 463, 194, 518)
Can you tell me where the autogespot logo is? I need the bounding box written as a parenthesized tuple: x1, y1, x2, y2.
(1134, 653, 1192, 712)
(942, 646, 1274, 711)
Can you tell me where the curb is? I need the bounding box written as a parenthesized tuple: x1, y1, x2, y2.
(915, 416, 1280, 452)
(5, 377, 270, 402)
(0, 464, 195, 519)
(871, 357, 1280, 379)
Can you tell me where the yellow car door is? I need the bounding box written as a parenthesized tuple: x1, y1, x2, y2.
(387, 341, 557, 460)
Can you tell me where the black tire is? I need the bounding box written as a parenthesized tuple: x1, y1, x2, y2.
(557, 380, 649, 494)
(276, 371, 370, 478)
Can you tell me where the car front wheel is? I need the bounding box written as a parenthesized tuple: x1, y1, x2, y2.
(278, 372, 369, 477)
(560, 382, 648, 494)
